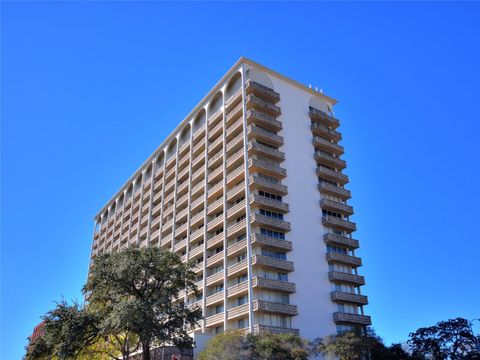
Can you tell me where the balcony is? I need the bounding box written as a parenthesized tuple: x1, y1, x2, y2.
(192, 124, 206, 142)
(313, 136, 344, 156)
(246, 109, 282, 132)
(311, 122, 342, 141)
(226, 200, 246, 220)
(333, 312, 371, 326)
(320, 199, 353, 216)
(315, 151, 346, 169)
(207, 216, 223, 232)
(227, 239, 247, 257)
(254, 324, 299, 335)
(227, 182, 245, 201)
(246, 94, 281, 117)
(207, 182, 223, 199)
(322, 216, 356, 232)
(189, 244, 204, 259)
(309, 107, 340, 129)
(227, 259, 248, 277)
(226, 118, 243, 140)
(227, 281, 248, 298)
(247, 125, 283, 147)
(191, 181, 205, 197)
(226, 133, 244, 154)
(251, 213, 291, 232)
(226, 149, 244, 170)
(248, 141, 285, 162)
(208, 151, 223, 169)
(227, 303, 249, 320)
(253, 300, 297, 316)
(252, 255, 294, 272)
(245, 80, 280, 103)
(206, 271, 223, 286)
(207, 251, 224, 267)
(207, 197, 224, 216)
(250, 194, 289, 213)
(206, 291, 224, 306)
(208, 121, 223, 141)
(328, 271, 365, 286)
(251, 234, 292, 251)
(326, 252, 362, 267)
(249, 158, 286, 178)
(190, 228, 204, 243)
(331, 291, 368, 305)
(249, 175, 288, 195)
(324, 233, 359, 249)
(207, 233, 224, 250)
(227, 219, 247, 239)
(205, 312, 224, 327)
(318, 182, 351, 200)
(316, 166, 348, 185)
(252, 276, 296, 293)
(208, 135, 223, 154)
(225, 88, 242, 111)
(226, 166, 244, 185)
(174, 239, 187, 253)
(207, 166, 223, 184)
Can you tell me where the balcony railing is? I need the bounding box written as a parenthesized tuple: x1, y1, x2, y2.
(250, 194, 289, 212)
(318, 182, 351, 200)
(246, 109, 282, 131)
(326, 252, 362, 267)
(314, 151, 346, 169)
(248, 141, 285, 161)
(227, 281, 248, 298)
(246, 94, 281, 116)
(249, 175, 288, 195)
(249, 158, 286, 178)
(205, 312, 224, 327)
(245, 80, 280, 103)
(253, 300, 297, 316)
(252, 255, 294, 272)
(311, 122, 342, 141)
(324, 233, 359, 249)
(251, 213, 291, 231)
(247, 125, 283, 146)
(309, 107, 340, 129)
(320, 199, 353, 216)
(328, 271, 365, 285)
(313, 136, 344, 155)
(206, 290, 224, 306)
(331, 291, 368, 305)
(252, 276, 296, 293)
(251, 234, 292, 251)
(333, 312, 371, 325)
(227, 303, 249, 319)
(316, 166, 349, 185)
(322, 216, 356, 232)
(254, 324, 299, 335)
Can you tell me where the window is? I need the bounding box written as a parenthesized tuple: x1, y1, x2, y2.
(237, 253, 246, 262)
(327, 245, 347, 255)
(214, 284, 224, 293)
(319, 177, 338, 187)
(214, 305, 224, 314)
(236, 214, 246, 222)
(238, 295, 248, 306)
(322, 209, 342, 219)
(238, 274, 248, 283)
(238, 318, 249, 329)
(215, 246, 224, 254)
(215, 228, 224, 235)
(260, 228, 285, 240)
(258, 190, 282, 201)
(236, 196, 245, 204)
(259, 209, 283, 220)
(237, 233, 246, 242)
(261, 248, 286, 260)
(212, 265, 224, 274)
(257, 173, 280, 184)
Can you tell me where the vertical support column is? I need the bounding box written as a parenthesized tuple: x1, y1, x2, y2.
(135, 170, 146, 246)
(126, 179, 136, 245)
(219, 87, 229, 331)
(170, 137, 180, 252)
(145, 160, 156, 246)
(184, 122, 194, 306)
(117, 189, 127, 249)
(239, 65, 255, 334)
(201, 106, 209, 333)
(157, 150, 168, 248)
(108, 198, 120, 253)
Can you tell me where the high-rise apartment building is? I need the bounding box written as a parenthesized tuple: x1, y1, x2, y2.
(89, 57, 371, 351)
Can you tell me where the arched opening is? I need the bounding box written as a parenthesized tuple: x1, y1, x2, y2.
(145, 163, 152, 179)
(126, 183, 133, 199)
(226, 72, 242, 100)
(155, 152, 165, 171)
(134, 174, 142, 192)
(167, 138, 177, 160)
(193, 109, 206, 133)
(208, 92, 223, 117)
(245, 68, 274, 90)
(118, 193, 124, 208)
(179, 124, 191, 146)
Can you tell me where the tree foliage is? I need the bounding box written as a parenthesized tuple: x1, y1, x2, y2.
(197, 331, 309, 360)
(83, 246, 202, 360)
(408, 317, 480, 360)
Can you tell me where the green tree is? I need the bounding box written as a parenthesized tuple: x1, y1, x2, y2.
(24, 300, 100, 360)
(254, 332, 309, 360)
(408, 317, 480, 360)
(83, 246, 202, 360)
(197, 331, 255, 360)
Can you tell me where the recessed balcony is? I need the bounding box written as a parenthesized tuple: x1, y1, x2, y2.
(227, 303, 249, 320)
(227, 219, 246, 239)
(205, 312, 224, 327)
(245, 80, 280, 103)
(326, 252, 362, 267)
(206, 271, 223, 287)
(322, 215, 356, 232)
(207, 233, 224, 250)
(226, 166, 245, 186)
(331, 291, 368, 305)
(333, 312, 371, 326)
(227, 259, 248, 277)
(206, 290, 224, 306)
(320, 199, 354, 216)
(328, 271, 365, 286)
(324, 233, 359, 249)
(227, 280, 248, 298)
(207, 251, 224, 268)
(309, 107, 340, 129)
(226, 118, 243, 140)
(246, 109, 282, 132)
(208, 151, 223, 169)
(226, 199, 246, 220)
(226, 101, 243, 125)
(252, 276, 296, 293)
(207, 197, 224, 216)
(246, 94, 281, 117)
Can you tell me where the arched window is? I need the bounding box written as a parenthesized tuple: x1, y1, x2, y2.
(167, 138, 177, 160)
(208, 92, 223, 117)
(193, 109, 206, 133)
(179, 124, 191, 146)
(226, 72, 242, 100)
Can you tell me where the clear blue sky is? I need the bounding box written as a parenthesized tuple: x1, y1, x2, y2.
(2, 2, 479, 359)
